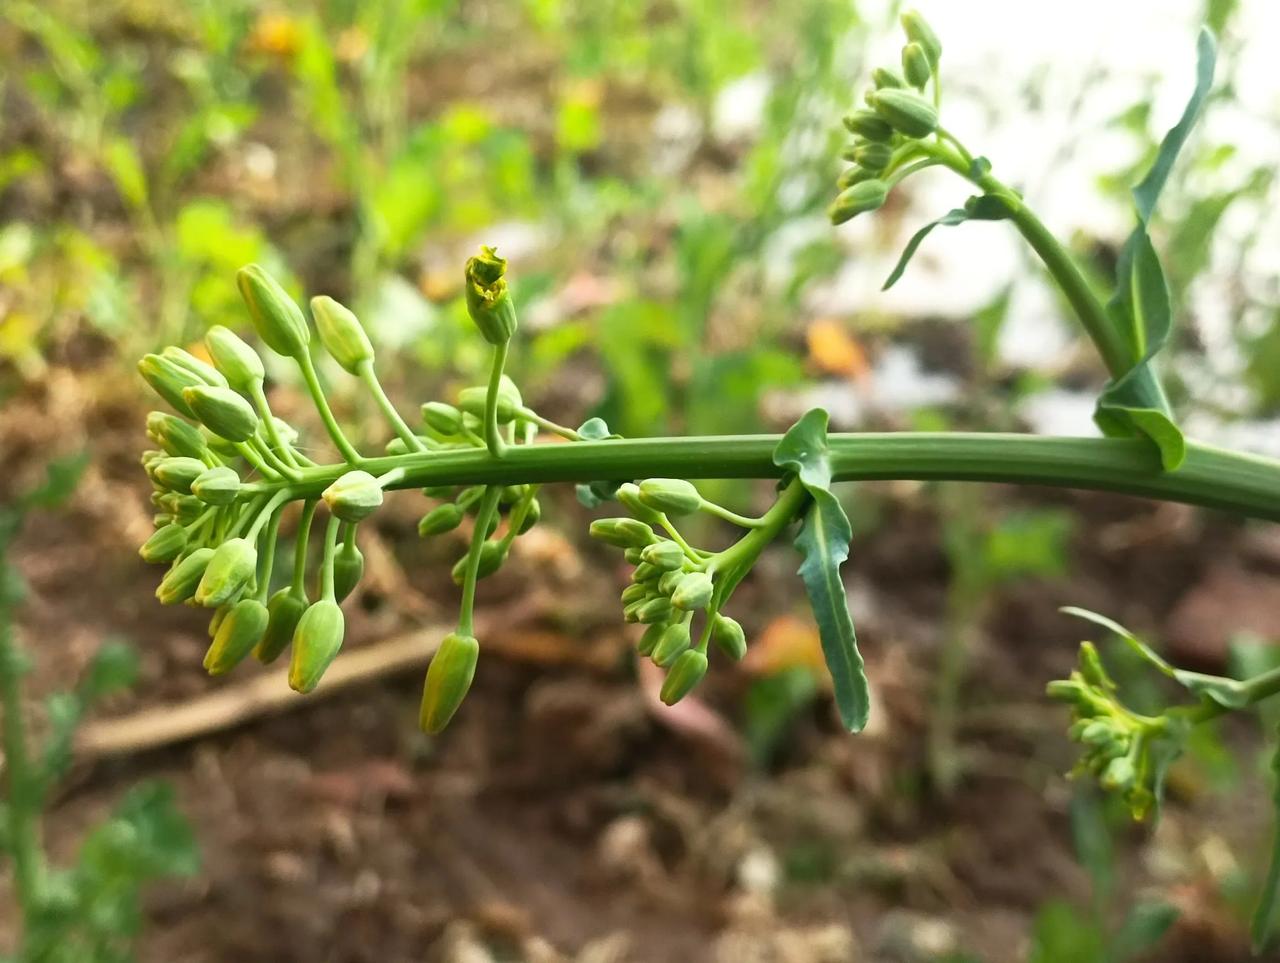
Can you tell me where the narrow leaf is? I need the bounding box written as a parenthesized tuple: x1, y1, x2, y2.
(1111, 901, 1179, 961)
(882, 194, 1010, 290)
(1254, 734, 1280, 954)
(774, 410, 870, 732)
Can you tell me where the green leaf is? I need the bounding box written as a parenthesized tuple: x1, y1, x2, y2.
(773, 409, 870, 733)
(1253, 735, 1280, 953)
(882, 194, 1011, 290)
(102, 137, 148, 211)
(1111, 901, 1179, 961)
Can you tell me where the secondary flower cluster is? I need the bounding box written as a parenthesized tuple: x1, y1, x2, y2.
(829, 9, 942, 224)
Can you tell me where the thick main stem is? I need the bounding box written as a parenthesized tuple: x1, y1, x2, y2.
(240, 434, 1280, 524)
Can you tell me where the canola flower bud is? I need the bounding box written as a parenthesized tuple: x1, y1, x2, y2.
(660, 649, 708, 706)
(195, 537, 258, 607)
(323, 470, 383, 523)
(152, 456, 206, 494)
(872, 67, 905, 89)
(837, 166, 874, 191)
(1078, 642, 1116, 691)
(637, 478, 702, 516)
(870, 88, 939, 139)
(632, 562, 661, 583)
(385, 435, 433, 456)
(333, 540, 364, 603)
(829, 179, 889, 225)
(422, 401, 465, 436)
(237, 264, 311, 358)
(636, 597, 673, 624)
(162, 346, 227, 388)
(457, 375, 523, 423)
(658, 569, 684, 596)
(711, 614, 747, 661)
(517, 498, 541, 535)
(201, 426, 240, 459)
(205, 325, 265, 391)
(464, 246, 518, 345)
(139, 524, 188, 564)
(208, 604, 230, 640)
(419, 503, 464, 537)
(419, 632, 480, 733)
(255, 588, 307, 664)
(624, 547, 645, 565)
(901, 9, 941, 68)
(450, 541, 506, 585)
(423, 485, 458, 499)
(183, 385, 259, 443)
(637, 623, 666, 656)
(589, 518, 656, 549)
(623, 600, 643, 623)
(191, 466, 241, 505)
(288, 599, 345, 693)
(671, 572, 714, 611)
(843, 110, 894, 142)
(902, 42, 932, 88)
(652, 621, 692, 668)
(641, 540, 685, 572)
(156, 548, 216, 605)
(851, 142, 893, 172)
(203, 597, 269, 675)
(147, 412, 208, 460)
(138, 353, 201, 419)
(311, 295, 374, 374)
(1100, 755, 1136, 792)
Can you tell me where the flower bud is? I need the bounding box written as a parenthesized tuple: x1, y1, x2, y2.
(205, 325, 265, 391)
(140, 523, 188, 564)
(201, 426, 240, 459)
(641, 540, 685, 572)
(671, 572, 714, 611)
(658, 569, 684, 596)
(636, 623, 666, 657)
(902, 42, 932, 88)
(422, 401, 465, 436)
(419, 503, 464, 536)
(385, 435, 432, 456)
(419, 632, 480, 733)
(288, 599, 345, 693)
(195, 537, 257, 607)
(900, 9, 941, 68)
(872, 67, 905, 89)
(191, 466, 241, 505)
(842, 110, 893, 142)
(637, 478, 702, 516)
(209, 604, 230, 639)
(203, 598, 269, 675)
(852, 142, 892, 172)
(237, 264, 310, 358)
(837, 167, 874, 191)
(156, 547, 215, 605)
(711, 614, 747, 661)
(621, 583, 649, 606)
(152, 456, 206, 494)
(161, 346, 227, 388)
(632, 562, 660, 583)
(636, 597, 673, 624)
(517, 498, 541, 535)
(623, 600, 643, 623)
(1100, 756, 1136, 792)
(652, 621, 691, 667)
(660, 649, 708, 706)
(589, 518, 655, 549)
(829, 179, 889, 225)
(464, 246, 518, 345)
(1078, 642, 1116, 691)
(255, 588, 307, 664)
(450, 541, 507, 585)
(323, 470, 383, 523)
(147, 412, 209, 459)
(870, 89, 939, 139)
(333, 539, 363, 603)
(183, 385, 259, 442)
(457, 375, 523, 423)
(138, 353, 201, 419)
(624, 547, 645, 565)
(310, 295, 374, 374)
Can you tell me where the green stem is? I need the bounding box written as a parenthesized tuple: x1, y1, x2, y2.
(0, 613, 42, 922)
(357, 361, 425, 451)
(698, 500, 765, 529)
(297, 352, 362, 465)
(516, 407, 581, 441)
(319, 514, 341, 602)
(483, 342, 509, 458)
(249, 381, 301, 469)
(709, 478, 809, 602)
(238, 434, 1280, 524)
(291, 500, 319, 597)
(233, 441, 281, 481)
(457, 486, 502, 636)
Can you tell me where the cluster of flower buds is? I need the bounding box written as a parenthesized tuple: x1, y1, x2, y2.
(589, 480, 752, 706)
(830, 9, 942, 225)
(1046, 642, 1185, 821)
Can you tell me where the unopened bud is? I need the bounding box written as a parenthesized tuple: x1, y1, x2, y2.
(517, 498, 541, 535)
(191, 466, 241, 505)
(1078, 642, 1116, 691)
(311, 295, 374, 373)
(204, 597, 269, 675)
(636, 597, 673, 624)
(419, 632, 480, 733)
(333, 539, 364, 603)
(637, 478, 702, 516)
(288, 599, 345, 693)
(843, 110, 894, 142)
(872, 67, 905, 89)
(418, 503, 464, 536)
(637, 623, 666, 657)
(829, 179, 889, 225)
(870, 89, 939, 139)
(652, 621, 692, 667)
(671, 572, 714, 611)
(660, 649, 708, 705)
(140, 524, 188, 564)
(237, 264, 310, 358)
(457, 375, 522, 423)
(589, 518, 656, 549)
(147, 412, 208, 459)
(851, 142, 892, 172)
(422, 401, 465, 436)
(902, 42, 932, 88)
(641, 540, 685, 572)
(711, 614, 747, 661)
(183, 385, 259, 442)
(837, 167, 874, 191)
(156, 548, 215, 605)
(195, 537, 257, 607)
(138, 353, 201, 419)
(255, 588, 307, 664)
(658, 570, 683, 596)
(322, 470, 383, 523)
(464, 246, 518, 345)
(152, 456, 206, 494)
(161, 346, 227, 388)
(621, 583, 649, 606)
(450, 541, 506, 585)
(1100, 756, 1136, 792)
(900, 9, 941, 68)
(205, 325, 265, 391)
